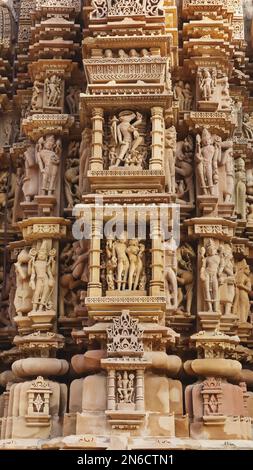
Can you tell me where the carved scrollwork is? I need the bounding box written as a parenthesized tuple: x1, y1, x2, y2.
(91, 0, 164, 19)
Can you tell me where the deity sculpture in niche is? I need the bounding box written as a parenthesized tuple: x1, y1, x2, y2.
(44, 75, 62, 108)
(235, 157, 247, 220)
(117, 371, 135, 405)
(177, 243, 196, 315)
(200, 240, 223, 313)
(233, 259, 251, 323)
(218, 244, 235, 316)
(198, 69, 216, 101)
(105, 235, 146, 292)
(164, 126, 177, 193)
(22, 145, 39, 202)
(195, 128, 218, 196)
(217, 140, 234, 203)
(175, 135, 194, 204)
(64, 141, 80, 208)
(109, 111, 144, 169)
(36, 135, 62, 196)
(79, 128, 91, 194)
(164, 239, 178, 309)
(28, 240, 56, 313)
(14, 249, 33, 316)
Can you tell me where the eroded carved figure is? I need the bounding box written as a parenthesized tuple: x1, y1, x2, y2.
(242, 113, 253, 139)
(66, 86, 80, 114)
(235, 158, 247, 220)
(217, 140, 234, 203)
(164, 239, 178, 309)
(64, 141, 80, 208)
(14, 249, 33, 316)
(233, 259, 251, 323)
(31, 80, 44, 110)
(177, 244, 196, 315)
(79, 128, 91, 194)
(22, 145, 39, 202)
(175, 135, 194, 203)
(164, 126, 177, 193)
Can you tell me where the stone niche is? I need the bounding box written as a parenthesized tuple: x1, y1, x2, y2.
(185, 378, 252, 440)
(2, 377, 67, 440)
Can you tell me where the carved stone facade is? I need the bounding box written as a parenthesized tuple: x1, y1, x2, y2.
(0, 0, 253, 452)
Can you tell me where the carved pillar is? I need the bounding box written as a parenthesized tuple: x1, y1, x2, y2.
(135, 370, 145, 411)
(150, 106, 164, 171)
(149, 218, 164, 296)
(87, 218, 103, 297)
(107, 369, 116, 411)
(90, 107, 104, 171)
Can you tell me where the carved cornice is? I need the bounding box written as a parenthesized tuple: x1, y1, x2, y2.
(18, 217, 70, 241)
(185, 111, 235, 138)
(22, 114, 74, 140)
(80, 93, 172, 119)
(186, 217, 236, 240)
(29, 59, 77, 80)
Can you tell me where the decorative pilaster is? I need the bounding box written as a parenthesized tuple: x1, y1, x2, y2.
(90, 107, 104, 171)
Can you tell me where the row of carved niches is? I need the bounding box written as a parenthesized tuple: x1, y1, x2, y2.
(31, 78, 81, 115)
(13, 239, 57, 335)
(14, 128, 250, 216)
(197, 239, 253, 335)
(59, 239, 89, 320)
(100, 237, 151, 296)
(12, 128, 253, 218)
